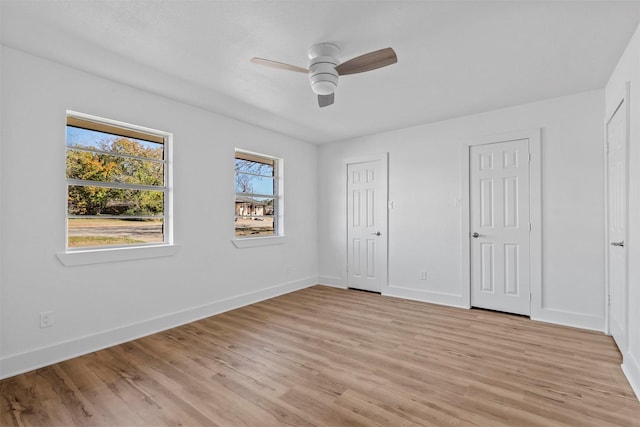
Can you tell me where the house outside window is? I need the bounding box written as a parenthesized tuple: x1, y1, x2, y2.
(235, 150, 282, 237)
(65, 112, 171, 250)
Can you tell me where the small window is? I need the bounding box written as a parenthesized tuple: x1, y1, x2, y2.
(65, 112, 171, 249)
(235, 150, 282, 237)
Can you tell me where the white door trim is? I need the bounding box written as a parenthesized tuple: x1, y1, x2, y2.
(603, 81, 630, 339)
(344, 153, 389, 292)
(461, 129, 542, 313)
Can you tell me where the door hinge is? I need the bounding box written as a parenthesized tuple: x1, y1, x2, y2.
(607, 294, 611, 306)
(528, 152, 532, 162)
(529, 223, 532, 232)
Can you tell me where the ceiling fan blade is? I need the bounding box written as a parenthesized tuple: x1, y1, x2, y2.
(318, 93, 335, 108)
(250, 57, 308, 73)
(335, 47, 397, 76)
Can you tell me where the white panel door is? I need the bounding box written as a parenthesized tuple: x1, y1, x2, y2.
(607, 97, 628, 353)
(470, 139, 531, 315)
(347, 159, 387, 292)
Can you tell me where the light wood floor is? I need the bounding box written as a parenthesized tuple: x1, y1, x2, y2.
(1, 285, 639, 426)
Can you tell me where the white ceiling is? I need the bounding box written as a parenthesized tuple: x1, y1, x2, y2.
(2, 1, 639, 144)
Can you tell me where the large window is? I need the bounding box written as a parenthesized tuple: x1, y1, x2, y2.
(65, 112, 170, 249)
(235, 150, 281, 237)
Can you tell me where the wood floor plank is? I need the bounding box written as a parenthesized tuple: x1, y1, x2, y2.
(1, 285, 639, 426)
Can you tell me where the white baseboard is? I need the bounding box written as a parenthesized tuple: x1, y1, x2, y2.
(384, 285, 468, 308)
(317, 275, 347, 288)
(531, 307, 605, 332)
(0, 277, 316, 380)
(383, 286, 606, 333)
(622, 351, 640, 401)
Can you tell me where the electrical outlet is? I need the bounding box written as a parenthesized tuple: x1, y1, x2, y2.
(40, 311, 53, 328)
(420, 272, 427, 280)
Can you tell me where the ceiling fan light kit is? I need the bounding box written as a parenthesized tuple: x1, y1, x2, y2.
(308, 43, 340, 96)
(251, 43, 397, 108)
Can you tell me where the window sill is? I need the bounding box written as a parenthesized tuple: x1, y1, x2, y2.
(57, 244, 179, 267)
(232, 236, 287, 249)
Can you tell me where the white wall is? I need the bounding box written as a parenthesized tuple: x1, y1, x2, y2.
(318, 89, 605, 331)
(606, 23, 640, 400)
(0, 47, 318, 379)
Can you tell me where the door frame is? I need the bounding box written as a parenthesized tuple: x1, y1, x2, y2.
(603, 81, 630, 340)
(344, 153, 389, 292)
(461, 129, 542, 313)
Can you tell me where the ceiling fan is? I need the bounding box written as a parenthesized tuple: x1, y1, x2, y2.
(251, 43, 397, 107)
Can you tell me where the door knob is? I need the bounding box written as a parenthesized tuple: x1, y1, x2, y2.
(472, 232, 480, 238)
(372, 232, 382, 236)
(611, 241, 624, 247)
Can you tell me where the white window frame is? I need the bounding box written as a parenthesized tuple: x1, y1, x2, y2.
(57, 111, 176, 266)
(232, 149, 285, 248)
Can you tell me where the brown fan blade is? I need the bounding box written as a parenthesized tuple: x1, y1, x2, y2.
(335, 47, 397, 76)
(250, 57, 308, 73)
(318, 93, 335, 108)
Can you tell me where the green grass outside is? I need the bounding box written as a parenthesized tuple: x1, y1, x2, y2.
(235, 228, 275, 237)
(68, 236, 144, 248)
(69, 218, 163, 228)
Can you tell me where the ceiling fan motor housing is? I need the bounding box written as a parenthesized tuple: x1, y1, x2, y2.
(308, 43, 340, 95)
